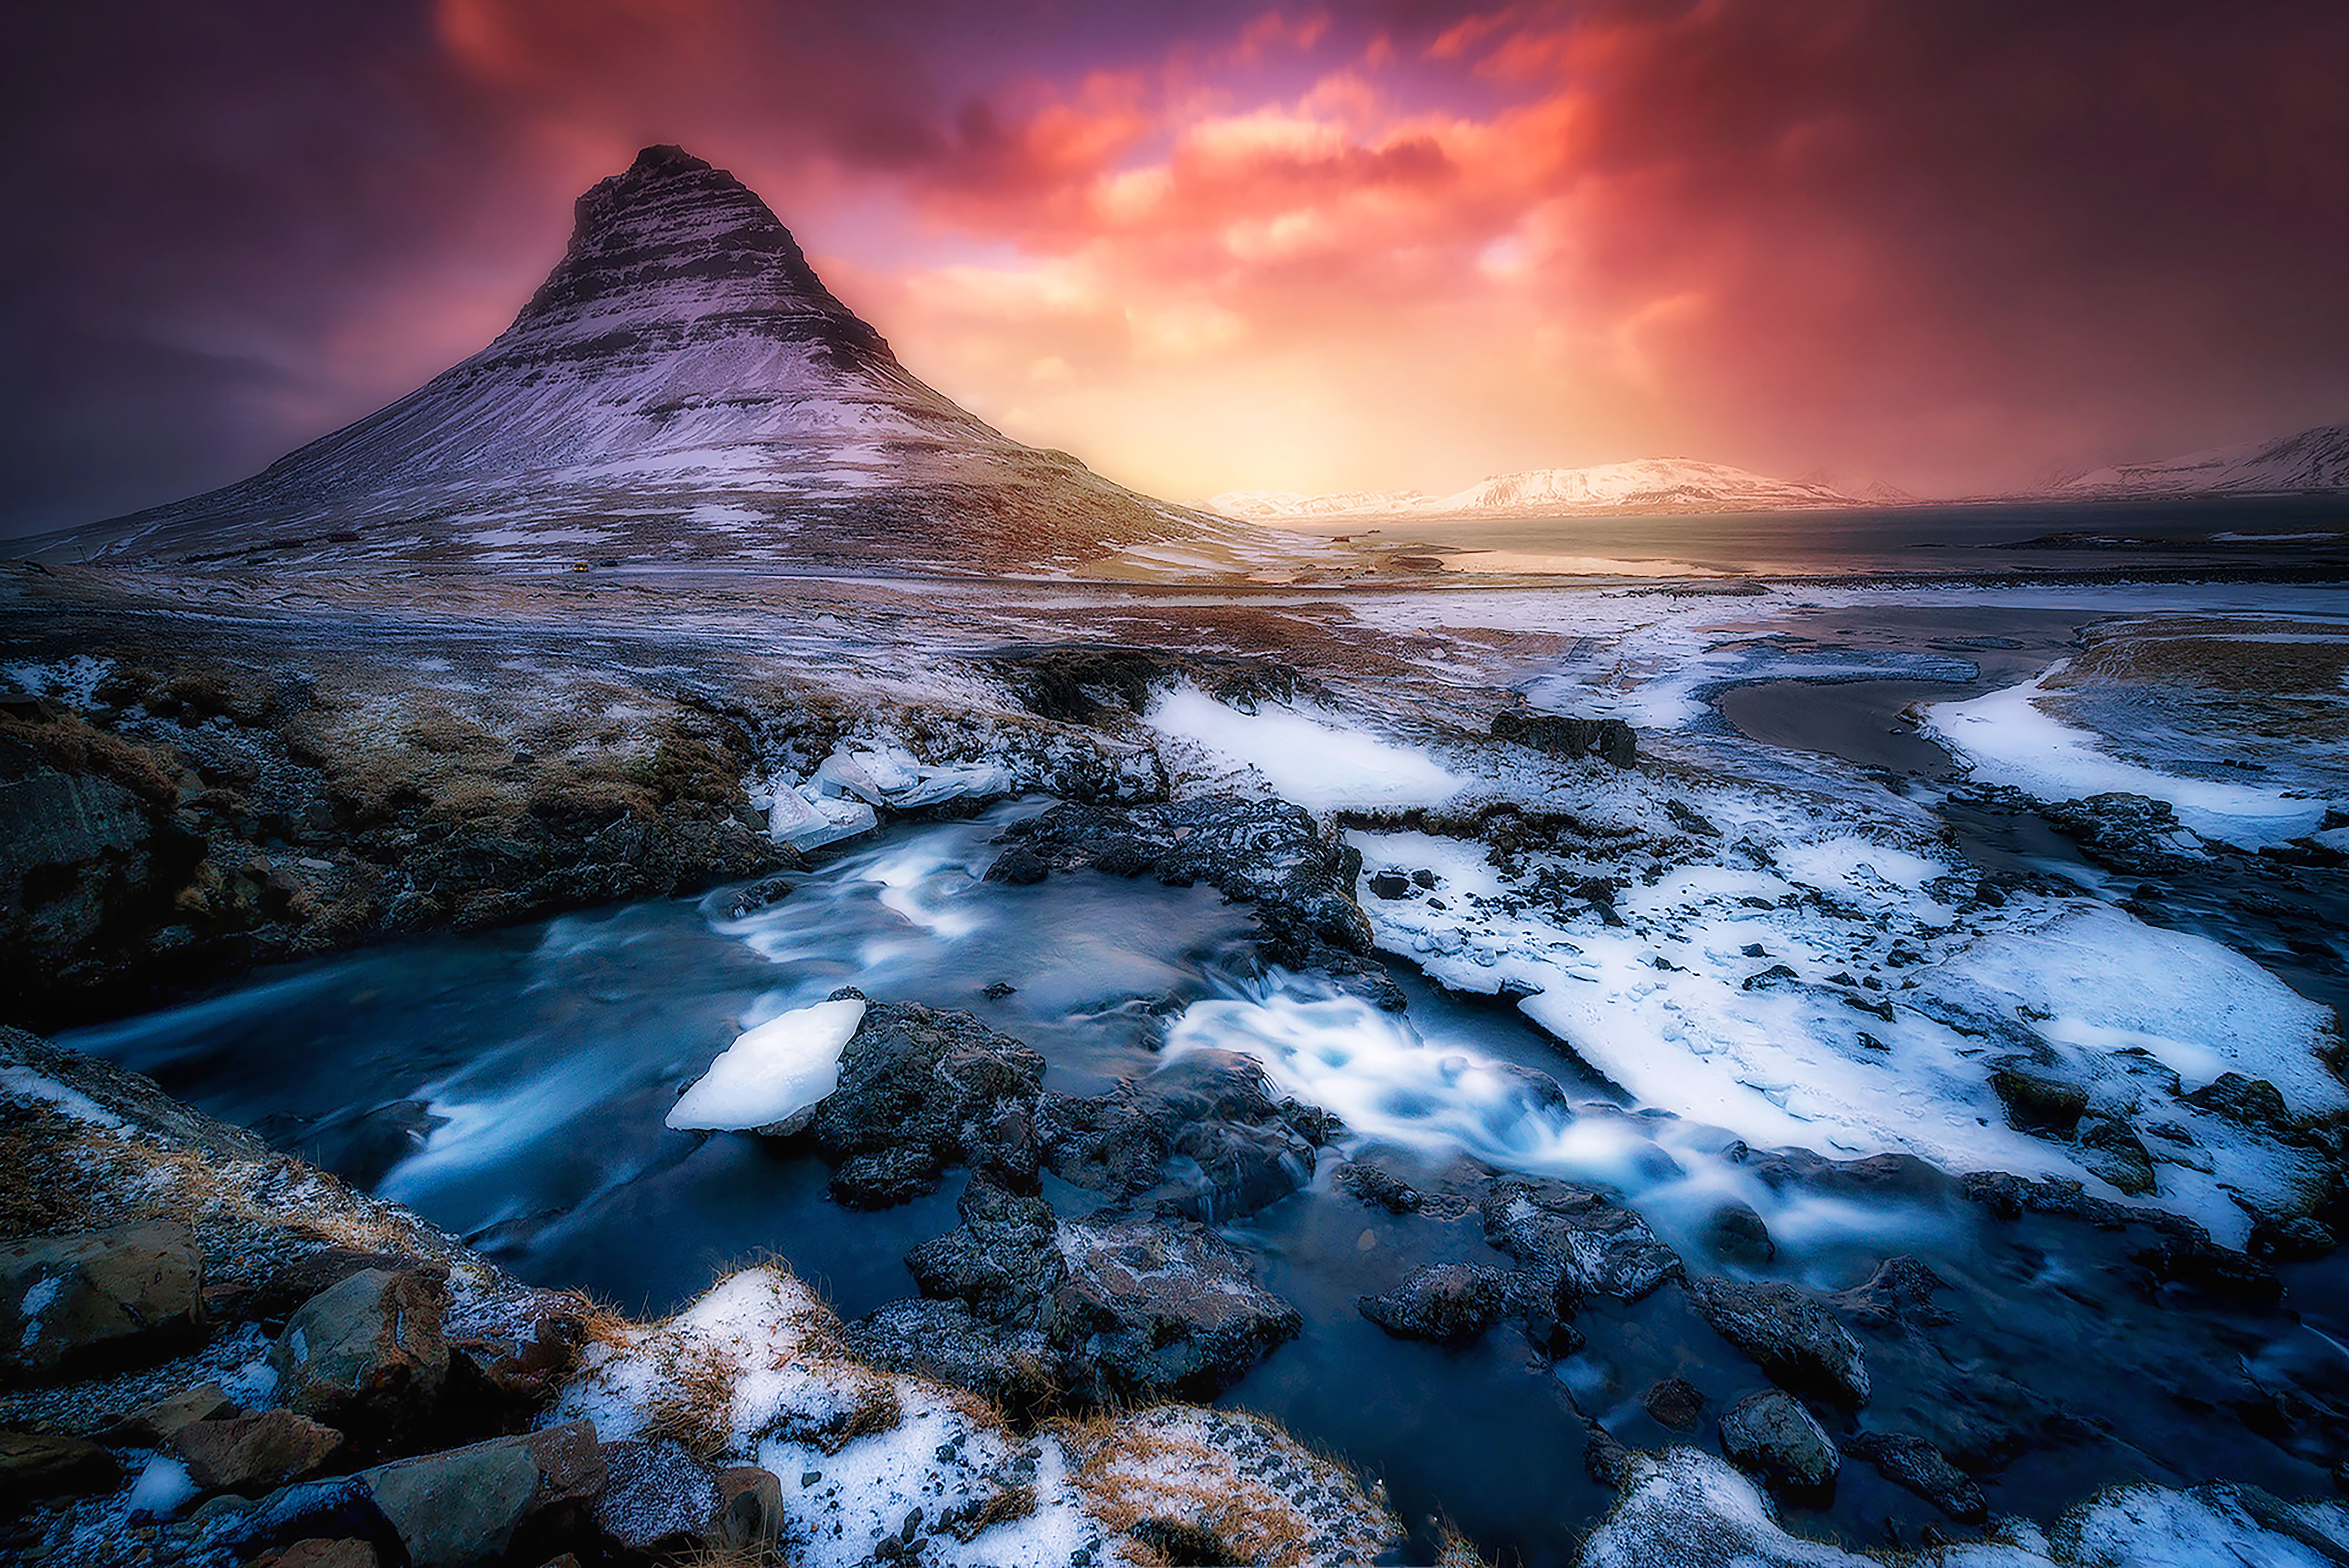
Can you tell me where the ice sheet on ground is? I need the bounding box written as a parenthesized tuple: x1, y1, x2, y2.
(1922, 665, 2329, 847)
(665, 997, 868, 1133)
(1145, 685, 1464, 810)
(1339, 772, 2341, 1246)
(1928, 907, 2345, 1116)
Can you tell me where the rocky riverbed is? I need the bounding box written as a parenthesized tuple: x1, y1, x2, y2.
(8, 561, 2349, 1564)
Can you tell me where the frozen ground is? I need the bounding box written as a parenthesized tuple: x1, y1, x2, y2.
(16, 558, 2349, 1564)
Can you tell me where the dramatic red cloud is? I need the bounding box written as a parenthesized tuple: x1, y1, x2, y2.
(5, 1, 2346, 529)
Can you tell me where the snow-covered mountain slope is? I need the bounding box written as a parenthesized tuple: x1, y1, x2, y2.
(1212, 458, 1855, 522)
(38, 146, 1218, 574)
(2065, 422, 2349, 497)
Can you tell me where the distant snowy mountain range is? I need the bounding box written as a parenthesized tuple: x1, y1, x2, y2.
(33, 146, 1223, 574)
(1214, 423, 2349, 523)
(2061, 423, 2349, 497)
(1211, 459, 1859, 523)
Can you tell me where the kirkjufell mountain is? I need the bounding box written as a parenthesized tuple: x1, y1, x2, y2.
(37, 146, 1217, 574)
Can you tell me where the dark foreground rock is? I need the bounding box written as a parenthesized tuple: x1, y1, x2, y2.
(272, 1267, 451, 1445)
(0, 1430, 121, 1514)
(1358, 1264, 1513, 1344)
(1002, 794, 1397, 1003)
(174, 1410, 344, 1495)
(197, 1421, 604, 1567)
(873, 1176, 1302, 1408)
(1037, 1048, 1330, 1221)
(1, 1221, 206, 1378)
(1844, 1430, 1986, 1522)
(1717, 1390, 1839, 1498)
(1684, 1277, 1871, 1406)
(1481, 1177, 1682, 1306)
(1490, 709, 1638, 770)
(809, 996, 1046, 1207)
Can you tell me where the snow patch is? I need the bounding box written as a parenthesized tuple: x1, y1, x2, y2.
(1922, 666, 2327, 847)
(1145, 687, 1463, 810)
(1, 654, 113, 710)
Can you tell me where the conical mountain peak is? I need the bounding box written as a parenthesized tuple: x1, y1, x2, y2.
(49, 148, 1207, 572)
(508, 143, 885, 368)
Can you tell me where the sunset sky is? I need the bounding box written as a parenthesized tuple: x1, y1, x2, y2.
(6, 1, 2348, 533)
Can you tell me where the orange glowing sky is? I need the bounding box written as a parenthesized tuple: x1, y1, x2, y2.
(6, 1, 2349, 531)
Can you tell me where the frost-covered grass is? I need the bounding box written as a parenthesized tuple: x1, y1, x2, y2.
(547, 1266, 1397, 1567)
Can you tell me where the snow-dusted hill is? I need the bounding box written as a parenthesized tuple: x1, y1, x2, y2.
(1213, 458, 1855, 523)
(2064, 423, 2349, 497)
(36, 146, 1221, 574)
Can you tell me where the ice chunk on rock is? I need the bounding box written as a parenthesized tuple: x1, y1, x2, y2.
(815, 745, 1016, 811)
(766, 786, 878, 852)
(668, 997, 869, 1135)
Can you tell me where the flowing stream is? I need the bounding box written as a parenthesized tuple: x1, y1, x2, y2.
(58, 633, 2349, 1565)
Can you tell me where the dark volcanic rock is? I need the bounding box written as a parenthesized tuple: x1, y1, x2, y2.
(721, 872, 795, 919)
(1698, 1201, 1777, 1265)
(1685, 1276, 1870, 1405)
(1583, 1424, 1634, 1488)
(0, 1429, 122, 1513)
(1641, 1378, 1707, 1432)
(2182, 1072, 2298, 1134)
(1988, 1057, 2090, 1136)
(982, 845, 1050, 885)
(1830, 1256, 1954, 1334)
(984, 645, 1320, 725)
(1048, 1212, 1303, 1405)
(1008, 795, 1377, 956)
(809, 997, 1046, 1207)
(2076, 1115, 2158, 1195)
(1480, 1177, 1681, 1303)
(105, 1379, 234, 1445)
(594, 1438, 723, 1554)
(905, 1179, 1067, 1323)
(1334, 1162, 1425, 1214)
(1037, 1049, 1324, 1221)
(1491, 709, 1637, 770)
(358, 1420, 603, 1567)
(1718, 1390, 1839, 1496)
(1845, 1431, 1986, 1522)
(1358, 1264, 1513, 1344)
(893, 1178, 1301, 1408)
(2039, 792, 2201, 872)
(844, 1298, 1059, 1414)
